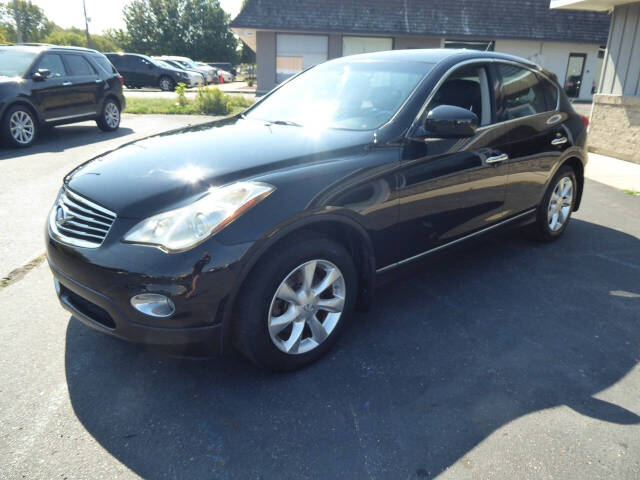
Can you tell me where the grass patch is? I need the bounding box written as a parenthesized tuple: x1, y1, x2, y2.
(623, 189, 640, 196)
(125, 97, 200, 115)
(125, 87, 254, 116)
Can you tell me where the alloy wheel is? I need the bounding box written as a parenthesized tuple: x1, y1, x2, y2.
(104, 102, 120, 129)
(547, 176, 574, 232)
(160, 78, 172, 91)
(9, 110, 35, 145)
(268, 260, 346, 355)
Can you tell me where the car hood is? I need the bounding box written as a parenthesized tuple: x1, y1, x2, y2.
(65, 117, 374, 218)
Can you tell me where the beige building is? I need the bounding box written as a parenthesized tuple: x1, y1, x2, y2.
(232, 0, 610, 102)
(553, 0, 640, 163)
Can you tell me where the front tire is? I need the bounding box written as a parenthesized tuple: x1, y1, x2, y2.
(158, 76, 175, 92)
(235, 235, 358, 371)
(1, 105, 38, 148)
(96, 99, 121, 132)
(531, 165, 577, 242)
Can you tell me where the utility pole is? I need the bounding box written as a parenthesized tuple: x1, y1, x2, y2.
(12, 0, 23, 43)
(82, 0, 90, 48)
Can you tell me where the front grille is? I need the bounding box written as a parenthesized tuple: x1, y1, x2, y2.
(49, 188, 117, 248)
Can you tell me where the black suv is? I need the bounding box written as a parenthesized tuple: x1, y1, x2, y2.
(47, 50, 589, 371)
(0, 44, 125, 148)
(105, 53, 191, 91)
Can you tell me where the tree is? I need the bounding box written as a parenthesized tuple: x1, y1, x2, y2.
(43, 26, 118, 51)
(121, 0, 238, 61)
(44, 29, 84, 47)
(0, 0, 53, 43)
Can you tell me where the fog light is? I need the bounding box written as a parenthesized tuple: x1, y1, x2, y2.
(130, 294, 175, 318)
(53, 278, 61, 295)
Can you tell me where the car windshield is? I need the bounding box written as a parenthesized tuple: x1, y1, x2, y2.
(180, 58, 198, 68)
(246, 60, 433, 131)
(155, 60, 175, 69)
(0, 50, 37, 77)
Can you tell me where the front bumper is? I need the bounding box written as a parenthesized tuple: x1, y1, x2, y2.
(46, 218, 253, 354)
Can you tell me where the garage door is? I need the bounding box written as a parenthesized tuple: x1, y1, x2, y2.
(276, 34, 328, 83)
(343, 37, 393, 57)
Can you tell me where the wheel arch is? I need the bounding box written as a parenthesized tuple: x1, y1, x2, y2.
(219, 214, 377, 353)
(102, 93, 122, 110)
(2, 99, 42, 125)
(561, 156, 585, 211)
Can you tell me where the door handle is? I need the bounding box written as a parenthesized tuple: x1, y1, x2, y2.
(551, 136, 568, 146)
(485, 153, 509, 164)
(62, 81, 73, 86)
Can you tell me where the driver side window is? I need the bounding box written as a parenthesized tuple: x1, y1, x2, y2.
(36, 54, 66, 78)
(428, 64, 492, 126)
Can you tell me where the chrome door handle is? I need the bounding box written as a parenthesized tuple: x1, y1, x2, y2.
(62, 81, 73, 86)
(485, 153, 509, 164)
(551, 136, 568, 146)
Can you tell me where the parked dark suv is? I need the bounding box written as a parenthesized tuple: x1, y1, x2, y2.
(47, 50, 589, 371)
(0, 44, 125, 148)
(105, 53, 191, 91)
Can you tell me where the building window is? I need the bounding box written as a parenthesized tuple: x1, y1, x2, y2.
(276, 34, 328, 83)
(444, 39, 495, 51)
(342, 37, 393, 57)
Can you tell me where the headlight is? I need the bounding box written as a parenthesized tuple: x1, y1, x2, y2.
(123, 182, 275, 252)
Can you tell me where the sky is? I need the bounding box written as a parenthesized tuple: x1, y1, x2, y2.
(29, 0, 244, 34)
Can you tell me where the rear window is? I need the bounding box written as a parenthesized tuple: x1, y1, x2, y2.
(91, 54, 117, 74)
(64, 54, 96, 76)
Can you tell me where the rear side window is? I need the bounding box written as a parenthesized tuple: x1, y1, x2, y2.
(497, 64, 547, 120)
(64, 54, 96, 76)
(106, 55, 123, 68)
(91, 54, 116, 74)
(36, 54, 66, 77)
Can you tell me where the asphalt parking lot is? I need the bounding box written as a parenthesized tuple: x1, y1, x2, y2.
(0, 114, 216, 278)
(1, 123, 639, 480)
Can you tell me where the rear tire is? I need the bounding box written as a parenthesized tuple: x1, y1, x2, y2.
(530, 165, 577, 242)
(96, 99, 121, 132)
(159, 76, 175, 92)
(1, 105, 38, 148)
(234, 234, 358, 371)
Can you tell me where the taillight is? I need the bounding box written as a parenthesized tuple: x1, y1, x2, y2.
(118, 75, 124, 85)
(581, 115, 589, 128)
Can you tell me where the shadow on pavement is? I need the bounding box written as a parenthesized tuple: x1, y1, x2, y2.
(0, 124, 134, 161)
(65, 219, 640, 479)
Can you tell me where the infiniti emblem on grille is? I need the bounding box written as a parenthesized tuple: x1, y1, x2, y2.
(55, 204, 75, 227)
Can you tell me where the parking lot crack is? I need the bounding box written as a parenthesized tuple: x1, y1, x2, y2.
(0, 253, 46, 290)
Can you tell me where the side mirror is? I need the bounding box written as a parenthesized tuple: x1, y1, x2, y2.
(32, 68, 51, 81)
(419, 105, 479, 138)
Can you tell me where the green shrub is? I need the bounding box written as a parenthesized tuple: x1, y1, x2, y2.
(195, 87, 230, 115)
(174, 82, 188, 107)
(247, 78, 254, 87)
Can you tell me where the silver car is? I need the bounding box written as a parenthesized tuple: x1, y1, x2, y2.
(161, 56, 216, 84)
(152, 58, 205, 87)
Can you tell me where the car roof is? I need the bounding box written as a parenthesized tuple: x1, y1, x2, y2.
(332, 48, 538, 68)
(1, 44, 100, 54)
(105, 52, 146, 58)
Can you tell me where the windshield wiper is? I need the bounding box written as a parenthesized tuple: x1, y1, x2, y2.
(268, 119, 303, 127)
